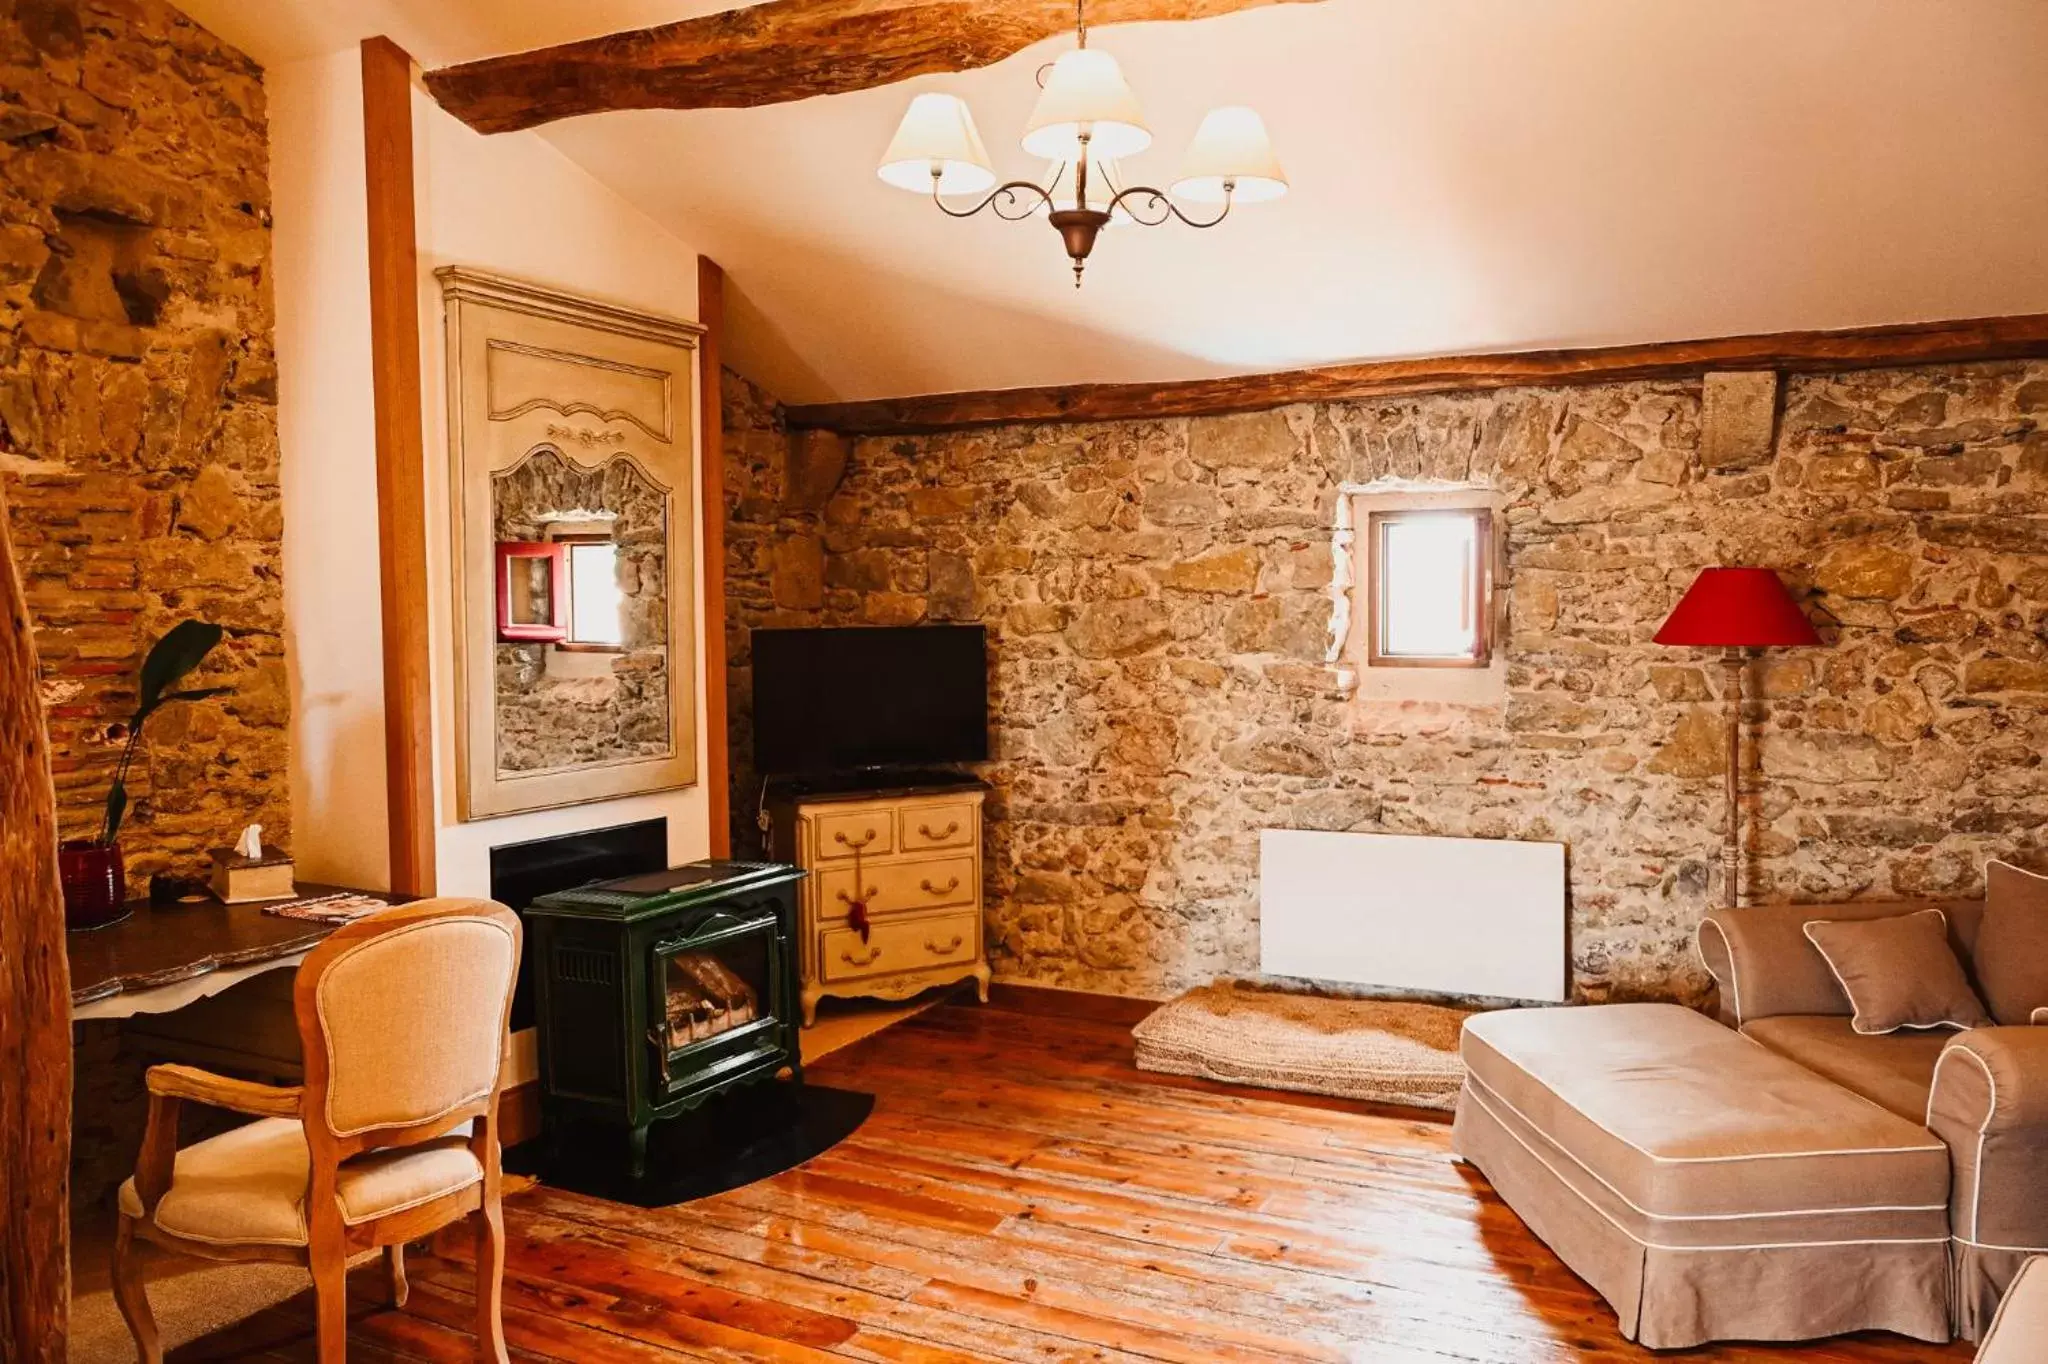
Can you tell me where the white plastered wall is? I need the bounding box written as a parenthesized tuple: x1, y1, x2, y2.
(412, 85, 712, 892)
(272, 49, 714, 898)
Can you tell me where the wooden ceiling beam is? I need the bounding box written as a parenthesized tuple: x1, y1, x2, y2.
(423, 0, 1319, 135)
(783, 313, 2048, 435)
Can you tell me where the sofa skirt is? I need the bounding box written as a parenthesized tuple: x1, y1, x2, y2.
(1956, 1243, 2039, 1341)
(1453, 1080, 1953, 1349)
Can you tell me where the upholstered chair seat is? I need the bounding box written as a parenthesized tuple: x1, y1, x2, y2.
(118, 1119, 480, 1246)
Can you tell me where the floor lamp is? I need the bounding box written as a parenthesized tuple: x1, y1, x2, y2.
(1653, 567, 1820, 911)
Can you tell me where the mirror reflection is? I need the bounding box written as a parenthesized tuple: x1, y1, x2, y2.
(511, 556, 556, 627)
(491, 447, 671, 777)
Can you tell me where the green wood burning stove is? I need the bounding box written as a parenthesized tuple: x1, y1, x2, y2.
(525, 859, 805, 1176)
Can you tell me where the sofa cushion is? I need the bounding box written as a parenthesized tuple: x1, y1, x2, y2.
(1803, 909, 1991, 1034)
(1979, 862, 2048, 1026)
(1697, 898, 1983, 1026)
(1740, 1014, 1948, 1122)
(118, 1117, 480, 1246)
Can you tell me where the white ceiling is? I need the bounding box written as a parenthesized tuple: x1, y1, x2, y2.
(181, 0, 2048, 406)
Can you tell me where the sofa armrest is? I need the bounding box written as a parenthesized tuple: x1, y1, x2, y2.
(1695, 899, 1979, 1026)
(1694, 914, 1745, 1026)
(1927, 1029, 2048, 1256)
(1978, 1257, 2048, 1364)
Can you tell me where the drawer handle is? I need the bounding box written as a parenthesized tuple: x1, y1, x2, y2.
(919, 876, 961, 896)
(833, 829, 878, 850)
(924, 934, 964, 955)
(917, 820, 960, 841)
(836, 887, 878, 907)
(840, 944, 882, 967)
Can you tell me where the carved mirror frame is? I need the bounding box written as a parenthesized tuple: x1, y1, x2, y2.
(440, 267, 703, 820)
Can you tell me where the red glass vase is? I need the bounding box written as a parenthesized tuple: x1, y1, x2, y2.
(60, 840, 130, 931)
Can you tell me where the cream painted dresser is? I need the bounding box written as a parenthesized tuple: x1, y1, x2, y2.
(770, 781, 989, 1026)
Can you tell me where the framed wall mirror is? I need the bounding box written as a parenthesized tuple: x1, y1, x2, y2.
(441, 268, 702, 820)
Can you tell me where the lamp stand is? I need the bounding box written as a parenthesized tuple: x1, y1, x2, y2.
(1722, 649, 1745, 912)
(1655, 568, 1816, 912)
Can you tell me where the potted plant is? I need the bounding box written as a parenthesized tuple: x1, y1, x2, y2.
(60, 620, 230, 930)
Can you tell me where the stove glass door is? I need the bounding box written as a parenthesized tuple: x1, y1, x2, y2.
(648, 906, 785, 1100)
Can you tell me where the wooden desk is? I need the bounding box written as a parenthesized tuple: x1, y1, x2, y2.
(68, 885, 401, 1023)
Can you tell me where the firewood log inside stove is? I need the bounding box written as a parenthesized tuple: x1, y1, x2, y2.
(678, 953, 755, 1007)
(663, 951, 759, 1048)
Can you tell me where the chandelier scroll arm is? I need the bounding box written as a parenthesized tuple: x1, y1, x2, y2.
(931, 173, 1059, 222)
(1102, 180, 1237, 230)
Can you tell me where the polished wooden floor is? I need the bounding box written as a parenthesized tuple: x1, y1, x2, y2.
(172, 992, 1973, 1363)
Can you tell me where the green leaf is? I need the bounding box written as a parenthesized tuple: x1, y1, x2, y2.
(164, 687, 232, 703)
(103, 779, 128, 845)
(129, 685, 232, 729)
(137, 620, 224, 715)
(107, 623, 229, 840)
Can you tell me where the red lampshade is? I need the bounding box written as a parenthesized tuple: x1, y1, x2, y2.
(1653, 567, 1820, 648)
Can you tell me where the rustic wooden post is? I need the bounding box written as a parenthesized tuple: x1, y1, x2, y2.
(698, 256, 731, 858)
(361, 36, 438, 897)
(0, 480, 70, 1363)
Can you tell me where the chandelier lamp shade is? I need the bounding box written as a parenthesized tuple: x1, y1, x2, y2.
(875, 1, 1288, 286)
(877, 93, 999, 195)
(1023, 47, 1151, 161)
(1654, 567, 1821, 913)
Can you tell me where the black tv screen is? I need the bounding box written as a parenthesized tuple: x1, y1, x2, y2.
(751, 625, 988, 776)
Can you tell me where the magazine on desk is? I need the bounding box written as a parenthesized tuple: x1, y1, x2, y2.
(261, 892, 388, 925)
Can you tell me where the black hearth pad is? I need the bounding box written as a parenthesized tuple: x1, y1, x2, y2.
(505, 1083, 874, 1209)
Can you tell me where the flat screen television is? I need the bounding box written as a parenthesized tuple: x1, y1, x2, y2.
(751, 625, 988, 776)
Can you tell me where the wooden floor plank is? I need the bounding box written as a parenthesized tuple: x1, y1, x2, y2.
(174, 998, 1976, 1364)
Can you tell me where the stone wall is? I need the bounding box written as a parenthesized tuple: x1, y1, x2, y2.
(1, 0, 285, 885)
(727, 361, 2048, 1004)
(0, 0, 282, 1210)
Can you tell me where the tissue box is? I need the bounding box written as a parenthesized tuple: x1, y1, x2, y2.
(209, 848, 296, 903)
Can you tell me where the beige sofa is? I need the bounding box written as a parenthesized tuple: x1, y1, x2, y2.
(1978, 1257, 2048, 1363)
(1698, 898, 2048, 1340)
(1455, 1000, 1954, 1348)
(1451, 896, 2048, 1348)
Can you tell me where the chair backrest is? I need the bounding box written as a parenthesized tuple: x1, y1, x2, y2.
(293, 898, 522, 1151)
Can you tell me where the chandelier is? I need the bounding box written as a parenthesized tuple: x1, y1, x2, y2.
(875, 1, 1288, 286)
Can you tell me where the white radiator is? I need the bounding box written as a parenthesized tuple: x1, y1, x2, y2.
(1258, 829, 1567, 1002)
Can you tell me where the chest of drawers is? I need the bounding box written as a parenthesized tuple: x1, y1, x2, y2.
(771, 782, 989, 1025)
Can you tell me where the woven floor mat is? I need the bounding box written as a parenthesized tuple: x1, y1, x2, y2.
(1131, 982, 1472, 1111)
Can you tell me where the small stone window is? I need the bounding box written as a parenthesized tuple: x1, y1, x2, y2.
(1365, 508, 1495, 668)
(1338, 488, 1505, 705)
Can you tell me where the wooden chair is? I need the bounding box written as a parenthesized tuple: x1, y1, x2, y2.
(111, 897, 522, 1363)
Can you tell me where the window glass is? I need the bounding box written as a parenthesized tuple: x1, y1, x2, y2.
(567, 541, 624, 646)
(1380, 513, 1478, 658)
